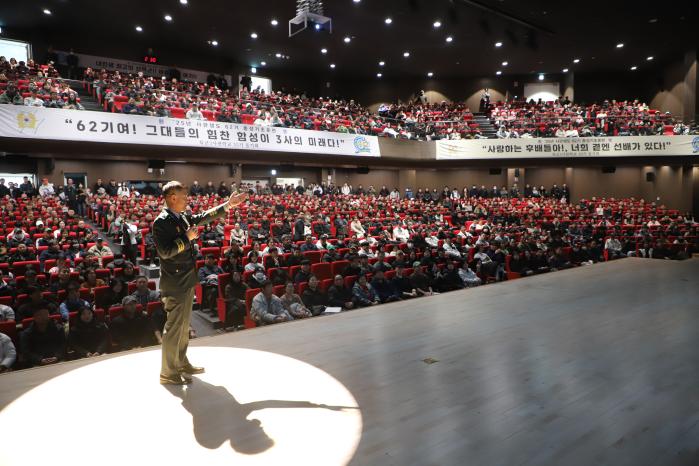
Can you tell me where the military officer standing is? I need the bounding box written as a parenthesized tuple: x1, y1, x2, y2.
(154, 181, 247, 385)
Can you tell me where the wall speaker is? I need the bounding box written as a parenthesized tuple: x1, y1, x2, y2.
(147, 159, 165, 169)
(489, 168, 502, 175)
(602, 166, 616, 174)
(356, 167, 370, 174)
(646, 172, 655, 182)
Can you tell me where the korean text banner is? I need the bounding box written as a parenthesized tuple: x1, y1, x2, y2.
(437, 135, 699, 159)
(0, 106, 381, 157)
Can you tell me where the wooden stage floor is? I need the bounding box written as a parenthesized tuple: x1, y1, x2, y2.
(1, 258, 698, 466)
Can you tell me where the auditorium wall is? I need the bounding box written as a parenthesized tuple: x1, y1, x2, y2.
(12, 158, 696, 212)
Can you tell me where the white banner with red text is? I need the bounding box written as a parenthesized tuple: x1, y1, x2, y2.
(436, 135, 699, 159)
(0, 106, 382, 157)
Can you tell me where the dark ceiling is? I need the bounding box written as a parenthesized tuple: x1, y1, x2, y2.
(0, 0, 694, 79)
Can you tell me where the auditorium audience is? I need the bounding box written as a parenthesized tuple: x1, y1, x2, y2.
(68, 305, 109, 358)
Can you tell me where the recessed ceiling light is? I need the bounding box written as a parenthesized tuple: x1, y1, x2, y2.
(164, 14, 172, 21)
(538, 73, 545, 80)
(562, 68, 569, 73)
(330, 63, 336, 69)
(630, 66, 637, 70)
(353, 0, 361, 3)
(427, 72, 434, 77)
(315, 24, 321, 30)
(275, 53, 282, 58)
(502, 61, 508, 66)
(261, 61, 266, 66)
(495, 41, 503, 47)
(646, 56, 654, 61)
(496, 71, 502, 75)
(270, 19, 278, 26)
(343, 36, 351, 43)
(648, 18, 658, 23)
(616, 43, 624, 48)
(135, 25, 143, 32)
(43, 8, 51, 15)
(573, 58, 580, 63)
(379, 61, 385, 66)
(210, 40, 218, 46)
(250, 32, 258, 39)
(385, 17, 392, 24)
(403, 51, 410, 57)
(445, 36, 453, 43)
(377, 73, 382, 78)
(321, 48, 327, 54)
(433, 21, 442, 28)
(179, 0, 188, 4)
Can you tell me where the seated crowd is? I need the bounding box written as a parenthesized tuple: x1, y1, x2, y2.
(489, 97, 695, 138)
(0, 56, 83, 109)
(0, 180, 167, 372)
(1, 176, 696, 372)
(92, 179, 698, 329)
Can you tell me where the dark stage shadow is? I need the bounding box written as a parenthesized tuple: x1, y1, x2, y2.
(164, 379, 357, 455)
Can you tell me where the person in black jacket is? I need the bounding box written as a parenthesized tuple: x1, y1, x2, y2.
(153, 181, 247, 385)
(20, 307, 65, 367)
(327, 275, 355, 310)
(370, 270, 401, 303)
(301, 275, 327, 316)
(391, 265, 418, 299)
(293, 216, 306, 242)
(69, 305, 109, 358)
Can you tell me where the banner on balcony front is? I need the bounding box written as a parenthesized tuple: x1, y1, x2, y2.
(436, 135, 699, 159)
(0, 106, 381, 157)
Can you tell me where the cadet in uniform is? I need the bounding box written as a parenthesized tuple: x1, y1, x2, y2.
(154, 181, 247, 385)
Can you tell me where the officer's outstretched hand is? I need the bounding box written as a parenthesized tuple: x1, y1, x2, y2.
(227, 191, 248, 209)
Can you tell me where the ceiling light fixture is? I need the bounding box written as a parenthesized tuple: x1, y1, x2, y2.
(135, 26, 143, 32)
(403, 51, 410, 57)
(179, 0, 188, 4)
(427, 72, 434, 77)
(616, 43, 624, 48)
(210, 40, 218, 46)
(251, 67, 257, 74)
(495, 41, 502, 47)
(562, 68, 569, 72)
(433, 21, 441, 28)
(250, 32, 258, 39)
(538, 73, 545, 80)
(261, 61, 266, 66)
(445, 36, 453, 43)
(343, 36, 351, 43)
(330, 63, 336, 69)
(630, 66, 637, 70)
(270, 19, 278, 26)
(646, 56, 654, 61)
(275, 53, 282, 58)
(502, 61, 508, 66)
(496, 71, 502, 75)
(379, 61, 385, 66)
(321, 48, 327, 54)
(377, 73, 382, 78)
(385, 17, 392, 24)
(573, 58, 580, 63)
(164, 14, 172, 21)
(43, 8, 52, 15)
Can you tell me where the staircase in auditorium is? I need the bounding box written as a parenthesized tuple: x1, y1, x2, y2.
(472, 112, 498, 138)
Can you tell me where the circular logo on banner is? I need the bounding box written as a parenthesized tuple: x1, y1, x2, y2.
(0, 347, 362, 466)
(692, 136, 699, 154)
(353, 136, 371, 154)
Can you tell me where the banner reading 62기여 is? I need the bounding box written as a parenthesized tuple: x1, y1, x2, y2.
(0, 106, 381, 157)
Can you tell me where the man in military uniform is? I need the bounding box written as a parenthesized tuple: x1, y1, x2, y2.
(154, 181, 247, 385)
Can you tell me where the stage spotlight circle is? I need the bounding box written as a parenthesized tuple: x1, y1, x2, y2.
(0, 347, 362, 466)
